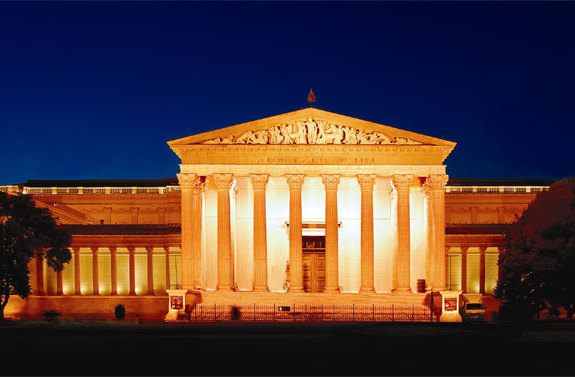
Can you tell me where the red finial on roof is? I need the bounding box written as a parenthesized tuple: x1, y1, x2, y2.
(307, 88, 316, 105)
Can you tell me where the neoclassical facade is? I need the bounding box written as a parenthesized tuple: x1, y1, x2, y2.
(2, 108, 553, 320)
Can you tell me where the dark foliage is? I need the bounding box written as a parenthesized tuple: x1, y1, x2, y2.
(495, 178, 575, 320)
(115, 304, 126, 320)
(0, 192, 71, 319)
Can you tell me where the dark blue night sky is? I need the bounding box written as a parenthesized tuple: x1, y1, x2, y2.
(1, 2, 574, 184)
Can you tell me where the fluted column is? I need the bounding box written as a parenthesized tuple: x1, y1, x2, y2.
(358, 174, 376, 293)
(213, 173, 234, 291)
(91, 247, 99, 296)
(177, 173, 200, 290)
(286, 174, 305, 292)
(479, 246, 486, 294)
(110, 247, 118, 296)
(322, 174, 340, 292)
(147, 247, 154, 295)
(192, 180, 204, 289)
(74, 247, 81, 295)
(461, 246, 468, 293)
(425, 174, 449, 291)
(128, 246, 136, 295)
(251, 174, 269, 292)
(393, 174, 414, 292)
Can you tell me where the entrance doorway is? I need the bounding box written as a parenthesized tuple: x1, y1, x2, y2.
(302, 236, 326, 293)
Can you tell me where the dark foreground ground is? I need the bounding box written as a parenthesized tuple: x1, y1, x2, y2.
(1, 319, 574, 376)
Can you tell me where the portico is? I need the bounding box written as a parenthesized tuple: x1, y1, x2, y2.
(168, 108, 456, 297)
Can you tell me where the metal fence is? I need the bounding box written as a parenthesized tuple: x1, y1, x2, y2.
(190, 304, 436, 322)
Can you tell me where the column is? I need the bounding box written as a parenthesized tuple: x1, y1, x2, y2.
(358, 174, 376, 293)
(213, 173, 234, 291)
(177, 173, 200, 290)
(74, 247, 81, 295)
(461, 246, 468, 293)
(128, 246, 136, 295)
(497, 246, 504, 285)
(322, 174, 340, 292)
(165, 247, 171, 290)
(251, 174, 269, 292)
(147, 247, 155, 295)
(479, 246, 486, 294)
(91, 247, 99, 296)
(36, 257, 45, 296)
(56, 270, 63, 296)
(286, 174, 305, 292)
(393, 174, 414, 292)
(110, 247, 118, 295)
(425, 174, 449, 291)
(192, 179, 204, 289)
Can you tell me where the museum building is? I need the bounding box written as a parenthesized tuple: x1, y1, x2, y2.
(3, 108, 553, 321)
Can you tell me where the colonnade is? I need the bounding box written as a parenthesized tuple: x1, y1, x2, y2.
(178, 172, 450, 293)
(448, 246, 503, 294)
(34, 246, 174, 296)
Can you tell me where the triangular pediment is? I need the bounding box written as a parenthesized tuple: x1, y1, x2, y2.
(167, 108, 456, 147)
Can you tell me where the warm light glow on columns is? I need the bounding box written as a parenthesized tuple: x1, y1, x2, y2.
(165, 247, 171, 290)
(479, 246, 486, 294)
(177, 173, 200, 290)
(358, 174, 376, 293)
(286, 174, 305, 292)
(251, 174, 269, 292)
(110, 247, 118, 295)
(128, 247, 136, 295)
(425, 174, 449, 291)
(74, 248, 81, 295)
(91, 247, 99, 296)
(393, 174, 414, 292)
(36, 257, 44, 296)
(461, 246, 468, 293)
(322, 174, 340, 292)
(146, 247, 154, 295)
(192, 181, 204, 289)
(213, 173, 234, 291)
(56, 269, 63, 296)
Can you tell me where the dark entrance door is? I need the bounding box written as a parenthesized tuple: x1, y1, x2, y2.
(302, 236, 326, 293)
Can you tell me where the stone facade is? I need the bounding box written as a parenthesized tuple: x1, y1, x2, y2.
(1, 108, 554, 320)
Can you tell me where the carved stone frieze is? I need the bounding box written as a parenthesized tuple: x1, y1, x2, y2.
(201, 117, 422, 146)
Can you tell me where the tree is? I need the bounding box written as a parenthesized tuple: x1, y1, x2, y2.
(0, 192, 71, 320)
(495, 178, 575, 320)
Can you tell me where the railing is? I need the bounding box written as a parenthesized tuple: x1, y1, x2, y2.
(189, 304, 436, 322)
(446, 186, 548, 194)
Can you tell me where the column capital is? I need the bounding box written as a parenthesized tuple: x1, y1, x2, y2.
(461, 246, 469, 253)
(91, 247, 98, 253)
(212, 173, 234, 190)
(424, 174, 449, 190)
(392, 174, 414, 189)
(250, 174, 269, 190)
(109, 247, 117, 253)
(285, 174, 305, 190)
(177, 173, 200, 188)
(321, 174, 340, 190)
(357, 174, 376, 191)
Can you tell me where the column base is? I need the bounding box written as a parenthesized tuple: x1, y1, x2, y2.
(252, 286, 269, 292)
(324, 287, 340, 293)
(359, 288, 375, 293)
(288, 287, 305, 293)
(392, 288, 412, 293)
(216, 286, 233, 291)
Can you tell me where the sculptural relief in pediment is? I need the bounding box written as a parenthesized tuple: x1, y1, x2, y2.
(201, 118, 422, 145)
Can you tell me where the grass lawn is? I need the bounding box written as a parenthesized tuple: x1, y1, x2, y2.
(1, 319, 574, 375)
